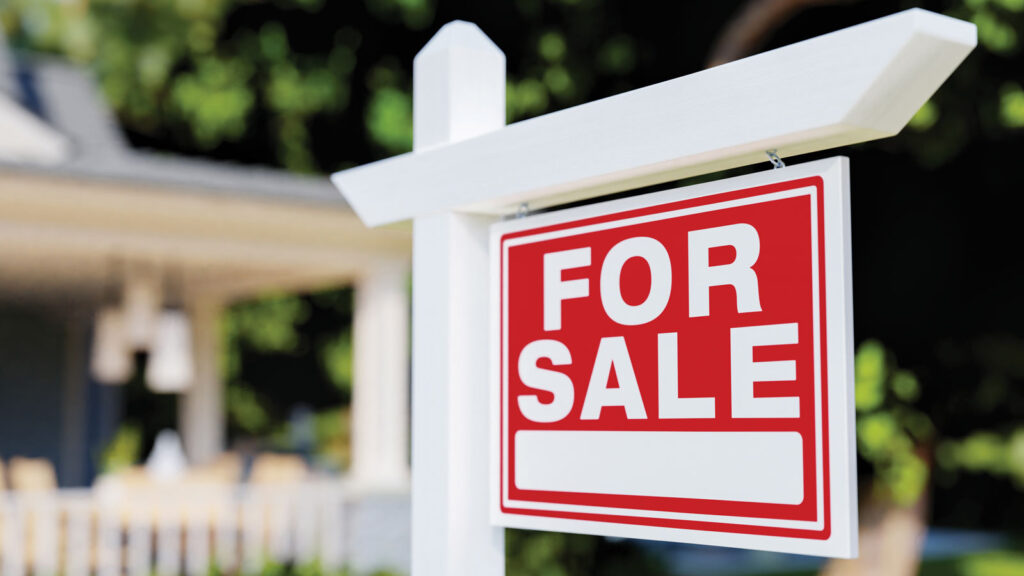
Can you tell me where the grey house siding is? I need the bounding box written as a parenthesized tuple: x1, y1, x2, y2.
(0, 306, 67, 479)
(0, 306, 114, 487)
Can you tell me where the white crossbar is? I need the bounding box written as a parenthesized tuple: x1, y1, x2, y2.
(332, 9, 975, 226)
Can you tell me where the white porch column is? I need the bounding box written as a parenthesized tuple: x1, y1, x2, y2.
(180, 298, 226, 465)
(351, 259, 411, 488)
(410, 22, 506, 576)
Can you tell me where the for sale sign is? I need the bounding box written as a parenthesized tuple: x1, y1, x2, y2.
(490, 158, 856, 557)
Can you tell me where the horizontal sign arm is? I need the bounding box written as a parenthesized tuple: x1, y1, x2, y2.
(333, 8, 975, 227)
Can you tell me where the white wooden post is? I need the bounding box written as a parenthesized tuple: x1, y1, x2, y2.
(2, 496, 26, 576)
(241, 489, 264, 575)
(186, 506, 211, 576)
(180, 298, 225, 465)
(97, 505, 122, 576)
(214, 497, 238, 573)
(409, 21, 506, 576)
(351, 260, 410, 489)
(30, 495, 59, 576)
(318, 484, 345, 572)
(62, 496, 91, 576)
(156, 514, 182, 576)
(293, 489, 318, 565)
(268, 491, 292, 562)
(126, 509, 153, 576)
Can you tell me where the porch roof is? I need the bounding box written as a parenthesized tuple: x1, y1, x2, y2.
(0, 46, 408, 306)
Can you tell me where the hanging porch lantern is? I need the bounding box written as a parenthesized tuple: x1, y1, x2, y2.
(145, 309, 195, 393)
(89, 307, 133, 384)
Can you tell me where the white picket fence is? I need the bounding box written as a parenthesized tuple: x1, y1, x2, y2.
(0, 482, 345, 576)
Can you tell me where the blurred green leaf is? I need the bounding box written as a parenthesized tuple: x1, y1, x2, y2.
(228, 294, 309, 353)
(999, 83, 1024, 127)
(366, 86, 413, 154)
(508, 77, 550, 121)
(996, 0, 1024, 13)
(99, 424, 143, 473)
(259, 21, 290, 62)
(972, 9, 1018, 53)
(538, 31, 567, 62)
(227, 384, 270, 434)
(321, 330, 353, 394)
(958, 550, 1024, 576)
(365, 0, 434, 30)
(891, 369, 920, 402)
(855, 339, 887, 411)
(909, 100, 940, 131)
(858, 412, 902, 459)
(169, 57, 255, 148)
(855, 339, 936, 505)
(543, 65, 573, 99)
(885, 450, 929, 506)
(596, 35, 636, 75)
(939, 428, 1024, 487)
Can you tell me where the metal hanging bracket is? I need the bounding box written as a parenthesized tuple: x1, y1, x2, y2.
(766, 149, 786, 169)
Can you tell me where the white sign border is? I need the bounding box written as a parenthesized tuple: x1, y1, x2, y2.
(489, 157, 857, 558)
(500, 186, 824, 531)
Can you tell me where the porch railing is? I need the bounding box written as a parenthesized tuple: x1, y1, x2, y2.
(0, 481, 346, 576)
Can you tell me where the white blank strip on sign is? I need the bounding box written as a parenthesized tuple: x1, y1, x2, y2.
(515, 430, 804, 505)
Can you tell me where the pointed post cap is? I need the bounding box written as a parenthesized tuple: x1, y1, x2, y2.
(415, 20, 504, 63)
(413, 20, 506, 151)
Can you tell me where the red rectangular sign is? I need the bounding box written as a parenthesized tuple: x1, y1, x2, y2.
(490, 158, 856, 557)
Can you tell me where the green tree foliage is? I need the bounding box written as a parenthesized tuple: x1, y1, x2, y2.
(895, 0, 1024, 167)
(98, 423, 143, 474)
(2, 0, 369, 171)
(219, 289, 353, 470)
(932, 333, 1024, 496)
(0, 0, 659, 168)
(855, 340, 934, 506)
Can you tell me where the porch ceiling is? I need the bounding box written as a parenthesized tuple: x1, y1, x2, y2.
(0, 169, 411, 306)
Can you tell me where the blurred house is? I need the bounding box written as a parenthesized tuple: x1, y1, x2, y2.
(0, 40, 411, 573)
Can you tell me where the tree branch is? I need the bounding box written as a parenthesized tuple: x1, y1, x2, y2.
(707, 0, 855, 68)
